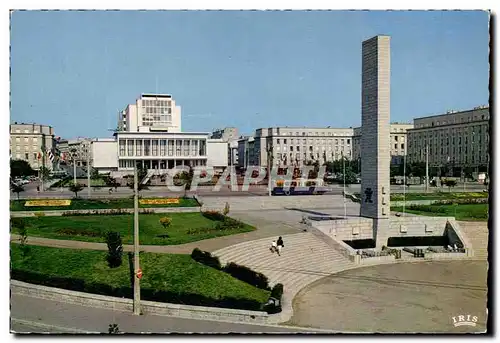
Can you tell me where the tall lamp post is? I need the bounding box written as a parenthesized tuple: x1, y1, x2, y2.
(133, 161, 141, 315)
(403, 153, 406, 216)
(87, 140, 92, 198)
(342, 151, 347, 219)
(70, 148, 78, 185)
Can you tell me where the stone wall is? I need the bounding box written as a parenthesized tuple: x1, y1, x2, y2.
(11, 280, 269, 324)
(311, 217, 374, 241)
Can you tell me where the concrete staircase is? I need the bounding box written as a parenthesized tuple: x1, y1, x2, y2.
(213, 232, 355, 323)
(458, 221, 489, 260)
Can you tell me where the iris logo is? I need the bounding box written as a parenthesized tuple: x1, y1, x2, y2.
(452, 315, 478, 327)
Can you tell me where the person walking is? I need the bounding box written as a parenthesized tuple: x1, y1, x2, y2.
(270, 240, 277, 253)
(276, 236, 284, 256)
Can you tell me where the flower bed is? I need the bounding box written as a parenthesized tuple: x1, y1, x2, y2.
(25, 200, 71, 207)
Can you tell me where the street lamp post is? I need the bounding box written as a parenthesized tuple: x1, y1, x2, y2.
(342, 151, 347, 219)
(87, 140, 91, 198)
(425, 144, 429, 193)
(133, 161, 141, 315)
(403, 154, 406, 216)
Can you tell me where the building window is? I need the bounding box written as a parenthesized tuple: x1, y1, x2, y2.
(347, 139, 350, 144)
(395, 136, 398, 141)
(160, 140, 166, 156)
(401, 143, 405, 149)
(290, 146, 293, 152)
(394, 144, 397, 149)
(24, 153, 29, 159)
(277, 139, 280, 144)
(183, 140, 190, 156)
(144, 140, 151, 156)
(136, 140, 142, 156)
(119, 140, 126, 156)
(284, 139, 287, 144)
(33, 153, 37, 160)
(127, 140, 134, 156)
(176, 140, 182, 156)
(152, 140, 158, 156)
(296, 146, 300, 152)
(168, 140, 174, 156)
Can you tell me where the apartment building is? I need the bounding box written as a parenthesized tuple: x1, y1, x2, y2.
(9, 123, 56, 170)
(407, 106, 490, 169)
(352, 123, 414, 164)
(57, 138, 92, 166)
(237, 127, 354, 169)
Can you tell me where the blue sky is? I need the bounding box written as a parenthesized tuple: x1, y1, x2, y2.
(10, 10, 489, 138)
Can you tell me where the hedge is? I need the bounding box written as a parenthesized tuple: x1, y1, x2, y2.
(223, 262, 270, 291)
(10, 269, 263, 311)
(190, 248, 222, 270)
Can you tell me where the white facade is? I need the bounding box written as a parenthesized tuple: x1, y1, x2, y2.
(119, 94, 181, 133)
(91, 139, 118, 172)
(206, 139, 229, 170)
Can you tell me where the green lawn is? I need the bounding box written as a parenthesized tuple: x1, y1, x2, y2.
(391, 203, 488, 221)
(390, 192, 488, 201)
(10, 244, 269, 310)
(10, 197, 199, 211)
(11, 212, 255, 245)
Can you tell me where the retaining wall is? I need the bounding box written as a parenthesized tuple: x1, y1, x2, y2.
(11, 280, 269, 324)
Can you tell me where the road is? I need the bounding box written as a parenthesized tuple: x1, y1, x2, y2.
(10, 293, 329, 334)
(12, 182, 488, 199)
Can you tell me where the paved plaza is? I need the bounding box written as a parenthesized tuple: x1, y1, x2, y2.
(287, 260, 488, 333)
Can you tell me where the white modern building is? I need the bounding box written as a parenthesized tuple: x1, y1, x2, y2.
(91, 93, 231, 177)
(118, 93, 181, 133)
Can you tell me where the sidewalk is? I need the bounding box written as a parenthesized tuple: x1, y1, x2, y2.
(10, 210, 304, 254)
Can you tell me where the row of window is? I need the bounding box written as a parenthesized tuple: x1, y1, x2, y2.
(415, 115, 488, 128)
(12, 137, 39, 143)
(276, 138, 352, 145)
(276, 152, 352, 160)
(275, 131, 352, 137)
(118, 139, 206, 157)
(276, 145, 351, 152)
(141, 99, 171, 107)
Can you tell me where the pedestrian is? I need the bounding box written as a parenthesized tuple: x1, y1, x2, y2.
(270, 240, 277, 253)
(108, 188, 113, 194)
(277, 236, 284, 256)
(36, 186, 40, 193)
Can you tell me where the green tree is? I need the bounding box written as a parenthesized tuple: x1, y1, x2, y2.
(10, 159, 35, 178)
(105, 231, 123, 268)
(10, 183, 24, 200)
(128, 180, 147, 197)
(444, 179, 457, 191)
(90, 168, 100, 180)
(69, 183, 84, 198)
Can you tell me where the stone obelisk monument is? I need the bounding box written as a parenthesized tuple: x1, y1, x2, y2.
(360, 35, 391, 248)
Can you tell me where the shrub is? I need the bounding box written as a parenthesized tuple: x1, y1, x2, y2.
(202, 211, 225, 221)
(56, 228, 102, 237)
(270, 283, 284, 299)
(223, 262, 270, 290)
(190, 248, 222, 270)
(10, 217, 26, 230)
(159, 217, 172, 229)
(264, 283, 284, 314)
(69, 183, 85, 198)
(105, 231, 123, 268)
(10, 270, 263, 311)
(34, 212, 45, 217)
